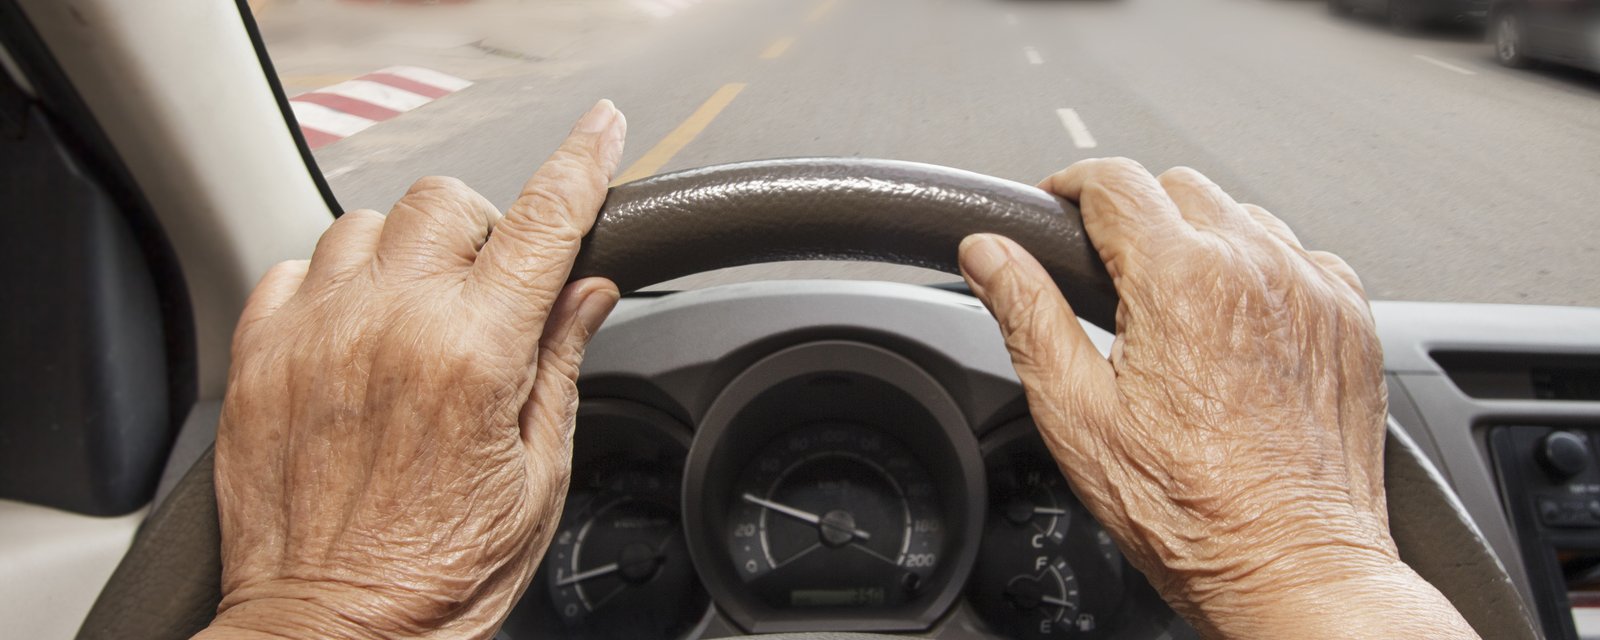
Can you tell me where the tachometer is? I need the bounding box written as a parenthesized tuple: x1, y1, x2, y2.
(502, 400, 708, 640)
(543, 465, 697, 634)
(726, 423, 944, 609)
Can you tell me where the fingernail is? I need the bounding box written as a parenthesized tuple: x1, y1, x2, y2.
(575, 99, 617, 134)
(599, 109, 627, 177)
(959, 234, 1012, 287)
(576, 286, 620, 337)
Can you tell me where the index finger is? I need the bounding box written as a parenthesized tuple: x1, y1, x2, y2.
(471, 100, 627, 344)
(1039, 157, 1193, 281)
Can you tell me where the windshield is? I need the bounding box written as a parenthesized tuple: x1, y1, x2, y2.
(254, 0, 1599, 304)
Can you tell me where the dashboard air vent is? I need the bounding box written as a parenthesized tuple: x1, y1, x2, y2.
(1431, 351, 1600, 401)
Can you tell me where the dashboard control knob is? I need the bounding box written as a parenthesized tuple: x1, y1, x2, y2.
(1538, 431, 1591, 481)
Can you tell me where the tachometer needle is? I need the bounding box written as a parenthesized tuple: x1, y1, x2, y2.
(1033, 506, 1068, 515)
(741, 493, 872, 540)
(556, 562, 620, 586)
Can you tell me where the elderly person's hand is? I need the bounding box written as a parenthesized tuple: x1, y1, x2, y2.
(957, 159, 1478, 639)
(193, 101, 626, 640)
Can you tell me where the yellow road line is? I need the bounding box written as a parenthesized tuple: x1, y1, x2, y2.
(761, 37, 796, 60)
(806, 0, 838, 23)
(613, 83, 746, 185)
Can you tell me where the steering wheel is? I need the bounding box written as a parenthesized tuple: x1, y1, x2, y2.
(77, 159, 1537, 640)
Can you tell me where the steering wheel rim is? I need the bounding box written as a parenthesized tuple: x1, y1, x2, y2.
(568, 157, 1118, 328)
(77, 159, 1537, 640)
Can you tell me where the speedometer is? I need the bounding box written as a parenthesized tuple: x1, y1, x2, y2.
(726, 423, 944, 609)
(683, 341, 986, 634)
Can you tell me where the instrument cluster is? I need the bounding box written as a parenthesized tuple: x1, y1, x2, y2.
(503, 341, 1188, 640)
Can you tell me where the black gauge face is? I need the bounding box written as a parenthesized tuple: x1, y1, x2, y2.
(503, 402, 707, 640)
(726, 423, 945, 610)
(543, 463, 701, 637)
(971, 434, 1125, 639)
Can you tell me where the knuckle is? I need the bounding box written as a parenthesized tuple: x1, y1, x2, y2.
(1158, 166, 1205, 185)
(407, 175, 471, 197)
(507, 187, 586, 241)
(330, 210, 388, 241)
(550, 142, 608, 176)
(1097, 157, 1149, 177)
(266, 259, 309, 278)
(1309, 250, 1347, 267)
(525, 180, 583, 216)
(544, 341, 586, 381)
(338, 208, 387, 228)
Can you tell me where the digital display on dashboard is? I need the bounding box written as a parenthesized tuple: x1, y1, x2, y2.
(789, 587, 887, 608)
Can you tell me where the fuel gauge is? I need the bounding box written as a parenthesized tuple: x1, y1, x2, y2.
(970, 421, 1125, 639)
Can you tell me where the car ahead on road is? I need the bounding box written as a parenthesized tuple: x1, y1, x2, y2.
(1330, 0, 1492, 30)
(0, 1, 1594, 640)
(1490, 0, 1600, 71)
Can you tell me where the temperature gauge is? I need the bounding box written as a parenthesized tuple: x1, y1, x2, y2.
(970, 423, 1125, 639)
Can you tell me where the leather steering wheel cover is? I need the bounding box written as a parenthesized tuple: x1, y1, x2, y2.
(78, 160, 1539, 639)
(568, 158, 1119, 328)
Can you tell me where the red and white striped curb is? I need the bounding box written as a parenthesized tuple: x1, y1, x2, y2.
(290, 66, 472, 149)
(633, 0, 708, 19)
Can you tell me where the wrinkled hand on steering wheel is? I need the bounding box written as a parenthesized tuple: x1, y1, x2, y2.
(197, 101, 626, 640)
(195, 99, 1478, 640)
(957, 159, 1476, 639)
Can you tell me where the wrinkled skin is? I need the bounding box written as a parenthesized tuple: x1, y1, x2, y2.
(197, 112, 1480, 639)
(957, 159, 1478, 638)
(196, 101, 626, 640)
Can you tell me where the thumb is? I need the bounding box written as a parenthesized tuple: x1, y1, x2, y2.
(520, 277, 621, 463)
(959, 234, 1117, 455)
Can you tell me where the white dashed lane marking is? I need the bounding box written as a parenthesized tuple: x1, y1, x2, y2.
(1056, 108, 1098, 149)
(1414, 54, 1477, 75)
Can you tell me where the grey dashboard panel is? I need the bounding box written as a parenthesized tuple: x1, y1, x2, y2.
(114, 281, 1567, 639)
(1372, 301, 1600, 621)
(583, 280, 1115, 435)
(587, 285, 1598, 635)
(578, 281, 1159, 639)
(1372, 302, 1600, 374)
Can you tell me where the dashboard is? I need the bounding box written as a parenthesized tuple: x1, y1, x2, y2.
(482, 278, 1600, 640)
(121, 276, 1600, 639)
(497, 282, 1192, 640)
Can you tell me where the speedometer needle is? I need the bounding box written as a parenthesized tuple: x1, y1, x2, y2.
(556, 562, 620, 586)
(741, 493, 873, 540)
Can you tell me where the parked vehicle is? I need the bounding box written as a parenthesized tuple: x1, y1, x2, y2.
(1330, 0, 1492, 30)
(1490, 0, 1600, 71)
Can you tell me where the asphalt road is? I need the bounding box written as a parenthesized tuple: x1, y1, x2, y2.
(300, 0, 1600, 306)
